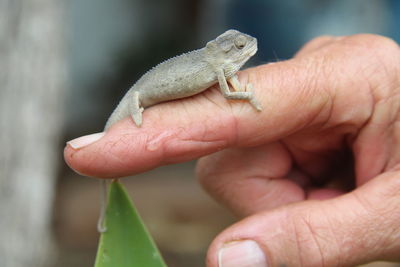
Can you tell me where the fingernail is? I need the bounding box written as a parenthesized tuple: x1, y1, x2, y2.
(67, 132, 105, 149)
(218, 240, 268, 267)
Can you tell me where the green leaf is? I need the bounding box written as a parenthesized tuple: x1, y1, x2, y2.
(95, 181, 167, 267)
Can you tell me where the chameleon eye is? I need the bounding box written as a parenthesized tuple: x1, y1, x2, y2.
(234, 35, 247, 49)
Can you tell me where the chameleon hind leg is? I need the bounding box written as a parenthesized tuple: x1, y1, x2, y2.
(218, 71, 262, 111)
(129, 91, 144, 126)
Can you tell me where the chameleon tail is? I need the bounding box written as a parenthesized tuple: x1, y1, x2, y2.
(104, 92, 131, 130)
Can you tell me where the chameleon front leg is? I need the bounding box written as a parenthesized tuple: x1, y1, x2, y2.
(228, 75, 246, 92)
(228, 75, 257, 95)
(217, 70, 262, 111)
(231, 77, 261, 110)
(128, 91, 144, 126)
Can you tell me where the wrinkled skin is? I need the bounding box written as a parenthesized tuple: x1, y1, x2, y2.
(65, 34, 400, 267)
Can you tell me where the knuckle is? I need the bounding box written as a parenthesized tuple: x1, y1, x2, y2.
(313, 35, 339, 45)
(347, 34, 398, 52)
(196, 154, 235, 206)
(295, 35, 338, 57)
(307, 35, 337, 46)
(343, 34, 400, 68)
(339, 34, 400, 103)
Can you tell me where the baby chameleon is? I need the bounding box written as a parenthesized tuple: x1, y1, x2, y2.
(98, 29, 262, 232)
(104, 29, 262, 130)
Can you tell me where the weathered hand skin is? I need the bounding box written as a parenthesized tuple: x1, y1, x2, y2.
(105, 29, 261, 129)
(65, 34, 400, 266)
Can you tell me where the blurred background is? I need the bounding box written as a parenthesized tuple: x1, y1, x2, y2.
(1, 0, 400, 266)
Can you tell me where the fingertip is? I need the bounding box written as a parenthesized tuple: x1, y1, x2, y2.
(66, 132, 105, 150)
(63, 138, 103, 178)
(64, 132, 106, 175)
(64, 125, 150, 178)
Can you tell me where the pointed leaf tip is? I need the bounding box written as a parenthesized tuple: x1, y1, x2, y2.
(95, 181, 167, 267)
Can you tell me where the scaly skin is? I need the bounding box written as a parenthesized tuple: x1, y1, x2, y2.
(104, 29, 262, 130)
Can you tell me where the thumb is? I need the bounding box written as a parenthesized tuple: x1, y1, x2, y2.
(207, 171, 400, 267)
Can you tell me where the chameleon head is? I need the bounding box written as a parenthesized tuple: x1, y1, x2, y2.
(205, 29, 258, 77)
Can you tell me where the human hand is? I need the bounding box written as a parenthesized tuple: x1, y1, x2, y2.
(64, 34, 400, 267)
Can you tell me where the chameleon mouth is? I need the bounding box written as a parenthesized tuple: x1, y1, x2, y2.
(246, 41, 258, 57)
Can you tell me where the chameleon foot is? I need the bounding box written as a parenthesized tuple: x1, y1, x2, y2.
(129, 91, 143, 126)
(246, 83, 262, 111)
(131, 112, 142, 126)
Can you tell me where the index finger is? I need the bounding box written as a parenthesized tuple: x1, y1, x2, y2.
(64, 61, 329, 178)
(65, 34, 383, 178)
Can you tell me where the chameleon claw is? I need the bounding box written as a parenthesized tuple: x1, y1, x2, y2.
(246, 83, 262, 111)
(251, 98, 263, 111)
(132, 112, 142, 126)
